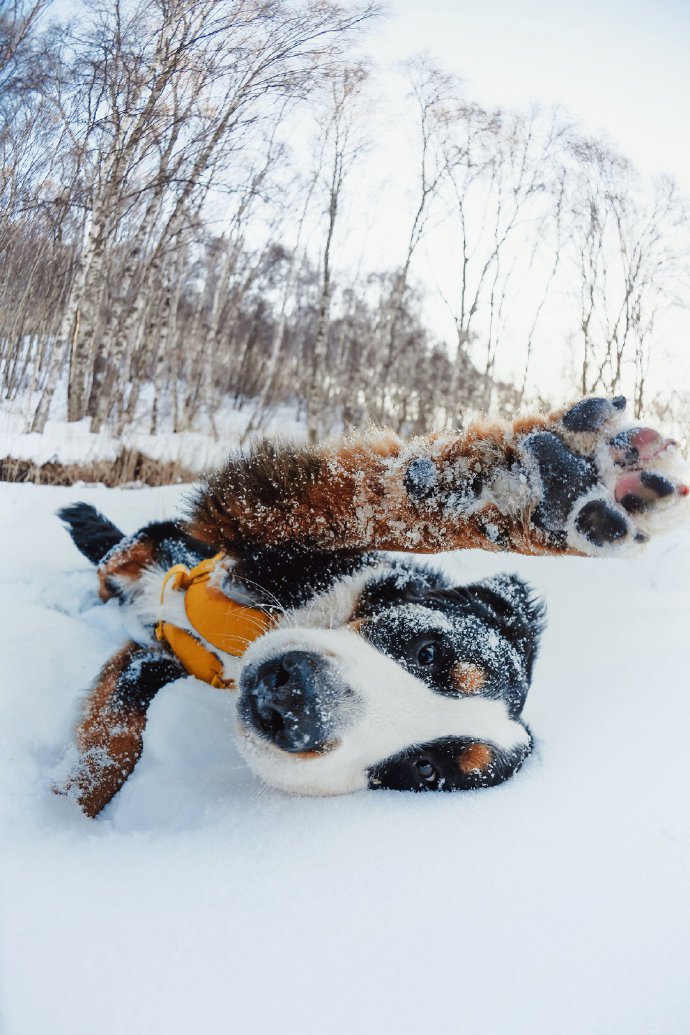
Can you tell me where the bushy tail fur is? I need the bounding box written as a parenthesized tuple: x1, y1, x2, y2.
(58, 503, 124, 565)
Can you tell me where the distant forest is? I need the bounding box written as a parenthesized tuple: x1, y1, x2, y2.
(2, 0, 689, 443)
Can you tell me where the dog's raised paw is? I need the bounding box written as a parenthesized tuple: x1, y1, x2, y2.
(522, 396, 689, 555)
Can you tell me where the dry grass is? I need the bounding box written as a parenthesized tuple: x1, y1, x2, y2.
(0, 448, 198, 487)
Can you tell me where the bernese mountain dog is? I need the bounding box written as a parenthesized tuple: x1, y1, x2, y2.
(56, 396, 688, 816)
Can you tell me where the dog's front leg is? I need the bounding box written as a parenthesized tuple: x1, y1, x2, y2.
(189, 396, 687, 559)
(57, 643, 184, 817)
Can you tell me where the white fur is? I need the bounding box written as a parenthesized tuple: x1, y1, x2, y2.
(480, 466, 533, 518)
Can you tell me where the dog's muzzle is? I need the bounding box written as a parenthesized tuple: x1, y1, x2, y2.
(238, 650, 344, 753)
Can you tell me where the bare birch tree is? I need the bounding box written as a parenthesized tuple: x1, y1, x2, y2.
(567, 137, 688, 416)
(28, 0, 379, 432)
(305, 64, 368, 442)
(373, 58, 448, 422)
(437, 98, 568, 417)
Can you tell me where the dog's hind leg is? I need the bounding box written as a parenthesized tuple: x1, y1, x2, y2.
(57, 642, 184, 817)
(59, 504, 216, 601)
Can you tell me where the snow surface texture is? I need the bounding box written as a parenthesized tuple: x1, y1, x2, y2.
(1, 481, 690, 1035)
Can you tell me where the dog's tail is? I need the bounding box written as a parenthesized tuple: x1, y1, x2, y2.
(58, 503, 125, 565)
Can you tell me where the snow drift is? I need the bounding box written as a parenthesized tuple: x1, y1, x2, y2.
(1, 480, 689, 1035)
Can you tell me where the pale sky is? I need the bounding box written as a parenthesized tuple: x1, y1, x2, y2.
(379, 0, 690, 192)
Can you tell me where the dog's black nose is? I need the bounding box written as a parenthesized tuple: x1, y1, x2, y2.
(241, 651, 332, 753)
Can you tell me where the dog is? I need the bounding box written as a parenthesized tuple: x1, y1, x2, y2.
(57, 396, 688, 816)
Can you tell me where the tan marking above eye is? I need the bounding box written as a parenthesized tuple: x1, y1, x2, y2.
(452, 662, 485, 693)
(458, 743, 493, 773)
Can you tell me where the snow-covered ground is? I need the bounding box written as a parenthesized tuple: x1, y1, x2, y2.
(0, 394, 305, 472)
(1, 479, 689, 1035)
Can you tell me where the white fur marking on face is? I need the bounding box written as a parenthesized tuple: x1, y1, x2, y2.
(232, 625, 529, 796)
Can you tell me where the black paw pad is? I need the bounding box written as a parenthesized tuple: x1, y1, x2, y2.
(609, 429, 639, 465)
(639, 472, 675, 498)
(562, 396, 625, 433)
(403, 456, 438, 501)
(575, 500, 629, 547)
(523, 432, 597, 531)
(618, 493, 647, 514)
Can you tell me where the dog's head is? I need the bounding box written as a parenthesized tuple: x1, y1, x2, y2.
(233, 564, 544, 795)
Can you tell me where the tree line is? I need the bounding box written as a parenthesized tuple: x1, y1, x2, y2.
(1, 0, 688, 444)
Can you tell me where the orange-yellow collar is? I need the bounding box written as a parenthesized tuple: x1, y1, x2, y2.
(155, 553, 274, 689)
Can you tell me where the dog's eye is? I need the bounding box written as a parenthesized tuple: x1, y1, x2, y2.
(415, 759, 437, 783)
(416, 642, 438, 666)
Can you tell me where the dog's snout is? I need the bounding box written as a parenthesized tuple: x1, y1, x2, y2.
(242, 651, 332, 753)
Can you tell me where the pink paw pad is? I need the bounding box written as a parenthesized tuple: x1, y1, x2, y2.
(610, 427, 677, 465)
(615, 471, 687, 513)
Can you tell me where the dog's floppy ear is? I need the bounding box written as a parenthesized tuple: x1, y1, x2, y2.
(464, 574, 545, 683)
(423, 573, 545, 683)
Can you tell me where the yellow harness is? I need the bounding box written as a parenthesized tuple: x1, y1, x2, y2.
(155, 553, 275, 689)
